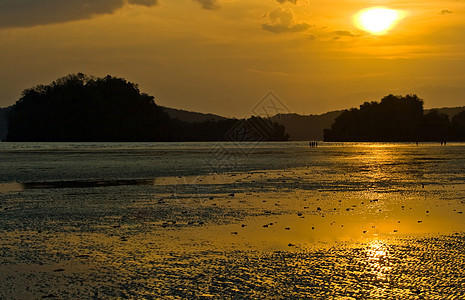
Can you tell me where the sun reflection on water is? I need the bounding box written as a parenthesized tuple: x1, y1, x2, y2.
(365, 240, 392, 282)
(356, 145, 418, 191)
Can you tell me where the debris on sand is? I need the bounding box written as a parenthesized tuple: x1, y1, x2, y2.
(52, 269, 65, 272)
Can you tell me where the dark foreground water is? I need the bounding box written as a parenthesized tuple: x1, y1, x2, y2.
(0, 142, 464, 299)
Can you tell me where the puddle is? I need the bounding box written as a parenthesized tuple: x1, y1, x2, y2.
(0, 183, 24, 194)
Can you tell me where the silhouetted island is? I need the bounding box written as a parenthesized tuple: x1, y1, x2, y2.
(4, 74, 288, 142)
(324, 94, 465, 142)
(0, 107, 9, 141)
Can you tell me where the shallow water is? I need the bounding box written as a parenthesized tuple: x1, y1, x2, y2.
(0, 142, 464, 298)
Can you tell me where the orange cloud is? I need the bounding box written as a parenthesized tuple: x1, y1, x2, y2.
(262, 7, 310, 33)
(193, 0, 220, 10)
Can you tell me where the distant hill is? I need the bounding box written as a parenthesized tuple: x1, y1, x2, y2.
(162, 107, 341, 141)
(426, 106, 465, 120)
(162, 107, 227, 123)
(162, 107, 340, 141)
(271, 111, 343, 141)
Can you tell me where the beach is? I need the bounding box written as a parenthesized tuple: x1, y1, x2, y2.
(1, 142, 464, 298)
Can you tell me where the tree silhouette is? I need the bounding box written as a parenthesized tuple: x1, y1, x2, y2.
(421, 110, 450, 141)
(6, 73, 172, 141)
(324, 94, 460, 142)
(451, 111, 465, 141)
(5, 73, 289, 142)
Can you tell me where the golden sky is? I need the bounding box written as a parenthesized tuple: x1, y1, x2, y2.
(0, 0, 464, 117)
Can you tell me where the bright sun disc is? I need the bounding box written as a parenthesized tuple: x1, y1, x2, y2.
(356, 7, 402, 35)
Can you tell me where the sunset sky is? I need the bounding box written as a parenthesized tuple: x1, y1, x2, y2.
(1, 0, 464, 117)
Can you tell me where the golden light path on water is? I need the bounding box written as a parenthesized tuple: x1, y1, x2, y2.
(366, 240, 391, 281)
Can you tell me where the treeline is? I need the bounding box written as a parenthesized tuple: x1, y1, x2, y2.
(172, 116, 288, 141)
(0, 107, 9, 140)
(324, 94, 465, 142)
(5, 74, 288, 142)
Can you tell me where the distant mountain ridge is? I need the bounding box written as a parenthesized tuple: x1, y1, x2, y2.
(1, 104, 464, 141)
(162, 107, 227, 123)
(270, 111, 343, 141)
(424, 107, 465, 120)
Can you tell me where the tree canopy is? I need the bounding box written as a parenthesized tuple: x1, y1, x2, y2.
(324, 94, 463, 142)
(5, 74, 289, 142)
(7, 73, 173, 141)
(451, 111, 465, 141)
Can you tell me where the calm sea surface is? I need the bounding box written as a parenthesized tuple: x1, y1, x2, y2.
(1, 141, 464, 188)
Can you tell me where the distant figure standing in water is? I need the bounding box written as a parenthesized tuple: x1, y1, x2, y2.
(309, 141, 318, 148)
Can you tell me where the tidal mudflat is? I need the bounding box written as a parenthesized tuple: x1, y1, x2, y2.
(1, 142, 464, 299)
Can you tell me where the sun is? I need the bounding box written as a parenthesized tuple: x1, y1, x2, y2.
(355, 7, 403, 35)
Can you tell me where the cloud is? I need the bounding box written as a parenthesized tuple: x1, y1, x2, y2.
(276, 0, 298, 4)
(0, 0, 158, 29)
(193, 0, 220, 10)
(439, 9, 453, 15)
(262, 7, 310, 34)
(333, 30, 355, 37)
(128, 0, 158, 5)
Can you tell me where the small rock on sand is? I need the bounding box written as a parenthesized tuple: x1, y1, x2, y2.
(53, 269, 65, 272)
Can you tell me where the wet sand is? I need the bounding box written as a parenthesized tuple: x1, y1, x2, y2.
(1, 143, 464, 298)
(1, 170, 465, 299)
